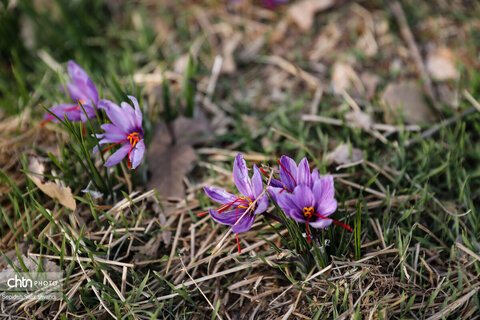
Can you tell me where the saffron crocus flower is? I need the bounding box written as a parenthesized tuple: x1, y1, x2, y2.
(42, 61, 99, 124)
(93, 96, 145, 169)
(263, 0, 288, 9)
(201, 154, 269, 251)
(267, 156, 351, 242)
(267, 156, 320, 201)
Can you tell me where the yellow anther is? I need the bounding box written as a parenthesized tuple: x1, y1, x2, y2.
(302, 206, 314, 218)
(237, 196, 253, 209)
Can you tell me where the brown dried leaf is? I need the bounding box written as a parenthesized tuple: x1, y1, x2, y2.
(147, 113, 210, 198)
(345, 111, 374, 131)
(331, 62, 361, 95)
(222, 33, 243, 74)
(381, 81, 437, 124)
(27, 158, 76, 211)
(426, 47, 459, 81)
(132, 235, 163, 258)
(174, 54, 190, 74)
(326, 144, 363, 165)
(0, 254, 59, 273)
(308, 23, 341, 61)
(288, 0, 334, 31)
(360, 72, 381, 100)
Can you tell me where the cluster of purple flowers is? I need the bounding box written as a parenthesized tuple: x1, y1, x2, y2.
(202, 154, 351, 252)
(43, 61, 145, 169)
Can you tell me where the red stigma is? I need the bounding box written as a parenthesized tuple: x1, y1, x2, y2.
(236, 233, 241, 253)
(313, 212, 352, 232)
(306, 217, 311, 243)
(276, 158, 296, 192)
(259, 167, 269, 177)
(102, 132, 141, 169)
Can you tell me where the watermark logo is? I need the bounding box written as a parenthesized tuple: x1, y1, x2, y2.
(0, 271, 62, 300)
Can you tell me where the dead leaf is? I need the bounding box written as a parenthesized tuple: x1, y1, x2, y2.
(132, 235, 163, 258)
(157, 209, 172, 245)
(426, 47, 459, 81)
(174, 53, 190, 74)
(331, 62, 362, 95)
(345, 111, 374, 131)
(437, 84, 459, 109)
(326, 144, 363, 165)
(0, 254, 59, 273)
(147, 112, 210, 198)
(0, 244, 27, 270)
(288, 0, 334, 31)
(222, 33, 243, 74)
(27, 158, 76, 211)
(360, 72, 381, 99)
(308, 23, 341, 61)
(381, 81, 437, 124)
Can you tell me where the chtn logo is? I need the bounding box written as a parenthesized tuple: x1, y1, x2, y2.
(7, 275, 32, 289)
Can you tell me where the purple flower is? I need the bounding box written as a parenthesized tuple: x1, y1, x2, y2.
(42, 61, 99, 125)
(267, 156, 351, 242)
(267, 156, 320, 201)
(202, 154, 269, 235)
(93, 96, 145, 169)
(263, 0, 288, 9)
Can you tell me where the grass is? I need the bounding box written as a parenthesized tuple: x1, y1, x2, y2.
(1, 0, 480, 319)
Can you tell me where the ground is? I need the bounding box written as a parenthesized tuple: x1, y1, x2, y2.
(1, 0, 480, 319)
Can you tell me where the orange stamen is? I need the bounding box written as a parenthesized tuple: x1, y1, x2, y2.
(126, 132, 140, 169)
(198, 195, 254, 253)
(101, 132, 141, 169)
(197, 197, 249, 217)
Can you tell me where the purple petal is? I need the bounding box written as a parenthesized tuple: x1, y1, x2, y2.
(317, 198, 337, 217)
(254, 196, 269, 214)
(312, 176, 337, 216)
(269, 179, 283, 188)
(291, 185, 315, 210)
(129, 140, 145, 169)
(99, 99, 133, 132)
(252, 165, 264, 198)
(233, 154, 254, 199)
(311, 169, 319, 186)
(44, 104, 81, 122)
(67, 61, 98, 103)
(120, 101, 138, 132)
(128, 95, 143, 129)
(312, 176, 334, 202)
(210, 208, 237, 226)
(78, 101, 97, 122)
(276, 191, 300, 217)
(288, 208, 307, 223)
(104, 144, 130, 167)
(204, 186, 237, 205)
(267, 186, 283, 203)
(310, 219, 332, 229)
(232, 213, 255, 233)
(297, 158, 311, 186)
(100, 123, 128, 140)
(279, 155, 298, 192)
